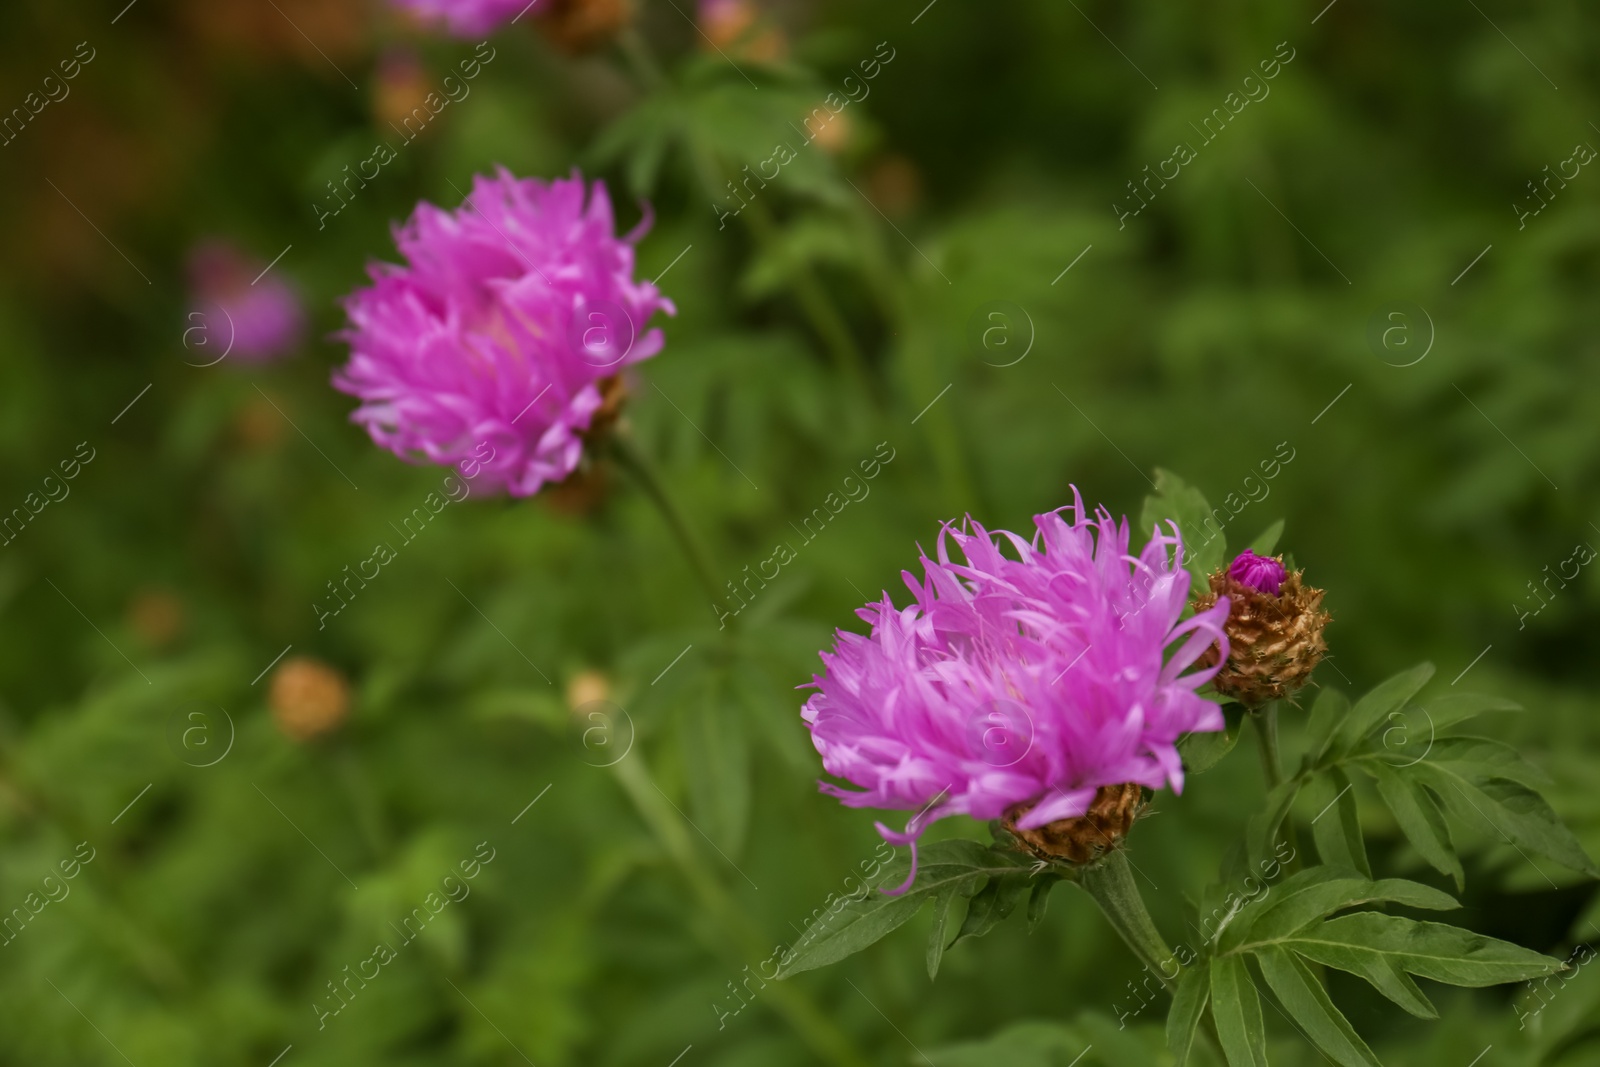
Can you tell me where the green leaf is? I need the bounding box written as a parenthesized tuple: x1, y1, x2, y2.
(1245, 779, 1301, 873)
(1247, 519, 1285, 556)
(1307, 768, 1370, 877)
(1294, 924, 1439, 1019)
(1292, 912, 1562, 989)
(951, 874, 1029, 948)
(1415, 736, 1553, 789)
(1335, 663, 1435, 755)
(1221, 868, 1455, 953)
(1365, 761, 1463, 891)
(1168, 962, 1212, 1066)
(1209, 954, 1267, 1067)
(1182, 704, 1245, 775)
(676, 669, 749, 857)
(1141, 469, 1226, 584)
(773, 840, 1029, 978)
(1255, 945, 1382, 1067)
(928, 1021, 1090, 1067)
(1414, 765, 1600, 877)
(1408, 692, 1521, 733)
(926, 883, 963, 980)
(1027, 877, 1057, 932)
(1303, 687, 1351, 769)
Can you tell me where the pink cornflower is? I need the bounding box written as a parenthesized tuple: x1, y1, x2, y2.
(334, 168, 674, 496)
(185, 240, 304, 364)
(801, 491, 1231, 890)
(392, 0, 533, 37)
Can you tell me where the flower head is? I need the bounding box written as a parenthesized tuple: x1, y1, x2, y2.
(334, 168, 674, 497)
(801, 491, 1231, 889)
(391, 0, 532, 37)
(1228, 549, 1287, 595)
(186, 240, 304, 364)
(1196, 556, 1330, 707)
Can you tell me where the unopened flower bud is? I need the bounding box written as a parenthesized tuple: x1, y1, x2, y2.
(270, 657, 351, 741)
(1195, 552, 1330, 706)
(1227, 549, 1286, 595)
(566, 669, 612, 712)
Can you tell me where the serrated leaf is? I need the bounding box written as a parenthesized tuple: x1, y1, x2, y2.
(1255, 945, 1382, 1067)
(1365, 761, 1463, 891)
(1168, 962, 1212, 1066)
(1415, 766, 1599, 877)
(1141, 469, 1226, 584)
(1027, 877, 1056, 932)
(1291, 912, 1561, 990)
(1335, 663, 1435, 755)
(1247, 519, 1285, 556)
(773, 840, 1028, 978)
(1209, 954, 1267, 1067)
(1307, 768, 1370, 877)
(1221, 868, 1455, 953)
(1182, 704, 1244, 775)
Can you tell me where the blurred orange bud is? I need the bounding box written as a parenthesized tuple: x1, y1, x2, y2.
(373, 48, 434, 133)
(866, 154, 923, 219)
(270, 656, 352, 742)
(127, 588, 186, 649)
(699, 0, 785, 62)
(566, 669, 612, 711)
(540, 0, 633, 54)
(810, 107, 852, 154)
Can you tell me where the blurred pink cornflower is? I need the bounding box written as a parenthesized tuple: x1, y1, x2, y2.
(334, 168, 674, 496)
(391, 0, 532, 37)
(185, 240, 305, 364)
(801, 491, 1231, 890)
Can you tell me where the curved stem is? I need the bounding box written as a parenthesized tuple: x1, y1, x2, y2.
(610, 432, 727, 617)
(1076, 850, 1177, 992)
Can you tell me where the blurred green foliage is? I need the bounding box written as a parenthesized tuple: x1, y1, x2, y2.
(1, 0, 1598, 1063)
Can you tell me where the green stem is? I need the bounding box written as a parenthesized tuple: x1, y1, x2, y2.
(610, 432, 727, 617)
(1252, 701, 1304, 869)
(1254, 701, 1283, 790)
(610, 752, 872, 1067)
(1076, 850, 1177, 992)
